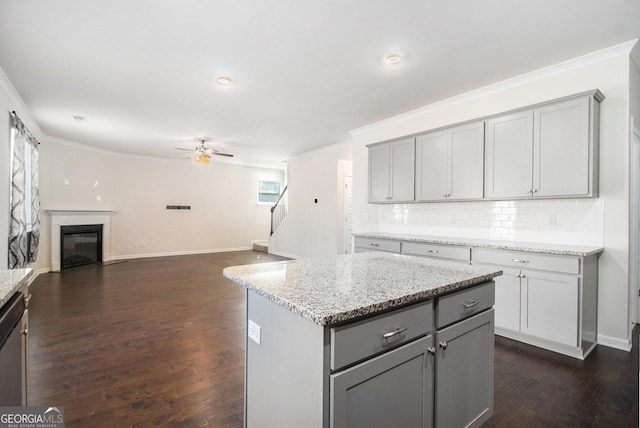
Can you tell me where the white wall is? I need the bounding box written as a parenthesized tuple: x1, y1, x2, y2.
(0, 68, 45, 270)
(32, 139, 283, 271)
(350, 43, 635, 350)
(269, 143, 352, 258)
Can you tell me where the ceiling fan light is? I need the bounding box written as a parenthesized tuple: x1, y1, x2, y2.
(194, 153, 210, 164)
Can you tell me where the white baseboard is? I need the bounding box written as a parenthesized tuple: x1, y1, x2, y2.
(597, 333, 632, 352)
(111, 247, 253, 261)
(266, 249, 300, 259)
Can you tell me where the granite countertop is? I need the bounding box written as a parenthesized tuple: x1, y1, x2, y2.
(353, 232, 603, 257)
(223, 252, 502, 326)
(0, 268, 32, 308)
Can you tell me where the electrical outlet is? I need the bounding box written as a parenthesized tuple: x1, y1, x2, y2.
(248, 320, 261, 345)
(548, 215, 557, 227)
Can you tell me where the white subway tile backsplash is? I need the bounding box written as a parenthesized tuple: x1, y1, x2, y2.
(377, 198, 604, 246)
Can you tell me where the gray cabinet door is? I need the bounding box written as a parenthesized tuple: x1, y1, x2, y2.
(485, 110, 534, 199)
(368, 138, 415, 203)
(415, 121, 484, 201)
(533, 96, 591, 197)
(330, 335, 434, 428)
(520, 269, 579, 347)
(389, 138, 416, 202)
(450, 121, 484, 200)
(415, 130, 448, 201)
(435, 309, 494, 428)
(368, 143, 391, 202)
(493, 267, 521, 332)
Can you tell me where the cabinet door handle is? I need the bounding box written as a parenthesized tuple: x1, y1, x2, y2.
(463, 300, 480, 309)
(428, 250, 439, 254)
(382, 327, 407, 339)
(427, 347, 436, 356)
(511, 259, 529, 263)
(515, 273, 526, 278)
(21, 327, 28, 336)
(439, 341, 448, 350)
(370, 243, 380, 247)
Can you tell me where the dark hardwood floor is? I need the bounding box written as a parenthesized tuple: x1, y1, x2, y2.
(27, 251, 638, 427)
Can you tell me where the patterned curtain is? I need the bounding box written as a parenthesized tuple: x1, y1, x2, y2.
(8, 111, 40, 268)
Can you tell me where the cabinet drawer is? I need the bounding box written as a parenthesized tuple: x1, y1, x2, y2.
(437, 282, 495, 328)
(402, 242, 471, 262)
(354, 237, 401, 253)
(473, 248, 579, 274)
(331, 300, 433, 371)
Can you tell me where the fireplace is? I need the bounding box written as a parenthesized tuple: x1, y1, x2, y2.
(48, 210, 114, 272)
(60, 224, 103, 269)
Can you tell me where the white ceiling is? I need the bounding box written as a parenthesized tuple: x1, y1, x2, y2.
(0, 1, 639, 168)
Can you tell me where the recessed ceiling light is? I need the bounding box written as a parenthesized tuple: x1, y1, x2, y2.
(383, 54, 401, 65)
(216, 76, 232, 86)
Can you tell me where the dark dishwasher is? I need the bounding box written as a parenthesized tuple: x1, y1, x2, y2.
(0, 292, 26, 406)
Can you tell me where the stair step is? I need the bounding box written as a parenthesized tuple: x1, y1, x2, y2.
(253, 242, 269, 253)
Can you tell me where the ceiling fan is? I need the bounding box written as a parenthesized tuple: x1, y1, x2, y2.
(175, 139, 234, 164)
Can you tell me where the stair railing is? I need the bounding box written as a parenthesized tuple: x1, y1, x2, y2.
(270, 186, 288, 236)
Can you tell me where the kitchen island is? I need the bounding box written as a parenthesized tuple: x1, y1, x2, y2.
(223, 252, 502, 428)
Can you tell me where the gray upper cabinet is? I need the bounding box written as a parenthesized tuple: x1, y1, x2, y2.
(485, 91, 602, 199)
(485, 110, 534, 199)
(368, 138, 415, 203)
(415, 121, 484, 201)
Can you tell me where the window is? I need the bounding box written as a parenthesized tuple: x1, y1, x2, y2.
(257, 180, 281, 204)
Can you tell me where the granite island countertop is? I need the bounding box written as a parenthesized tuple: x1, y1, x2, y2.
(223, 252, 502, 326)
(353, 232, 604, 257)
(0, 268, 32, 308)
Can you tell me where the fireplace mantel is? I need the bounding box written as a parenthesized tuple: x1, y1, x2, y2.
(48, 210, 115, 271)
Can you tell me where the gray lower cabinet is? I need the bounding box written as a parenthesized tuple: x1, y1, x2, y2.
(435, 310, 494, 428)
(331, 335, 434, 428)
(245, 283, 495, 428)
(473, 248, 597, 359)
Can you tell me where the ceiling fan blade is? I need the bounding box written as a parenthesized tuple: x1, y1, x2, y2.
(175, 147, 194, 151)
(213, 152, 234, 157)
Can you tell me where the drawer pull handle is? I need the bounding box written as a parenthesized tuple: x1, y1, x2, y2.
(511, 259, 529, 263)
(383, 327, 407, 339)
(439, 341, 448, 350)
(428, 250, 439, 254)
(370, 243, 380, 247)
(464, 300, 480, 309)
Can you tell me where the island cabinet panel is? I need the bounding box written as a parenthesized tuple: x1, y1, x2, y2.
(435, 309, 494, 428)
(415, 121, 484, 202)
(330, 335, 434, 428)
(245, 292, 325, 428)
(330, 300, 433, 371)
(436, 281, 494, 328)
(368, 138, 415, 203)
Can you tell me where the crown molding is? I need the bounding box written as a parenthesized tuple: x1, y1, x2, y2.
(350, 39, 638, 137)
(284, 140, 350, 162)
(0, 66, 45, 139)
